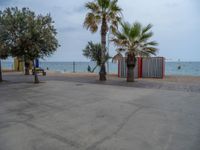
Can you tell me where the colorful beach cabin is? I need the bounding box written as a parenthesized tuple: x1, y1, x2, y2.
(13, 58, 33, 72)
(14, 58, 24, 71)
(116, 56, 165, 78)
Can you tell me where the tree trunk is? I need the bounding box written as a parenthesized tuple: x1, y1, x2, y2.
(24, 60, 30, 75)
(99, 63, 106, 81)
(99, 16, 107, 81)
(33, 60, 39, 84)
(127, 66, 134, 82)
(0, 60, 2, 82)
(126, 53, 136, 82)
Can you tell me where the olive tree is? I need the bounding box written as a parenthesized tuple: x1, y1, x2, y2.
(0, 7, 59, 83)
(0, 22, 9, 82)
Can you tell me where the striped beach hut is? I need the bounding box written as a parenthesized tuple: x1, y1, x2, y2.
(117, 57, 165, 78)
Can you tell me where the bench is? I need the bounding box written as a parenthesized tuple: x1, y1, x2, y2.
(32, 68, 46, 76)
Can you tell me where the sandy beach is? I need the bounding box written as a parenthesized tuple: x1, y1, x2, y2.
(2, 71, 200, 93)
(44, 71, 200, 87)
(45, 71, 200, 84)
(3, 70, 200, 84)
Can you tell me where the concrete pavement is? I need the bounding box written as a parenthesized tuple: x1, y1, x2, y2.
(0, 79, 200, 150)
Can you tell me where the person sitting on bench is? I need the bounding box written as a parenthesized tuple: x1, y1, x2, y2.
(32, 59, 46, 76)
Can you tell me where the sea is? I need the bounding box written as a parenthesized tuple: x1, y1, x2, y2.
(1, 61, 200, 76)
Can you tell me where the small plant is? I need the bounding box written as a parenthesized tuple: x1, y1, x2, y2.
(83, 41, 110, 73)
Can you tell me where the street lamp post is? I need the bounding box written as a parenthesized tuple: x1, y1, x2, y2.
(107, 29, 110, 74)
(0, 59, 2, 82)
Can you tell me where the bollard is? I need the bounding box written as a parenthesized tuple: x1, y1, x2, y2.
(73, 61, 75, 73)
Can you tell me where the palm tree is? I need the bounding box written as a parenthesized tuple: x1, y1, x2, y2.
(83, 41, 110, 72)
(84, 0, 122, 81)
(112, 22, 158, 82)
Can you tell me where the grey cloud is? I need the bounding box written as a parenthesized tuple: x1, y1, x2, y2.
(58, 26, 80, 32)
(51, 5, 85, 16)
(1, 0, 200, 61)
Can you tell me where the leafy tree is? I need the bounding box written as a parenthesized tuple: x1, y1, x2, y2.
(83, 41, 110, 72)
(84, 0, 122, 80)
(112, 22, 158, 82)
(0, 21, 9, 82)
(0, 7, 59, 83)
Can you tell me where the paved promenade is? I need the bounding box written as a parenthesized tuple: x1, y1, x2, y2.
(0, 73, 200, 150)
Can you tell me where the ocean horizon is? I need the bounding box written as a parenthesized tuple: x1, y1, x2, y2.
(1, 61, 200, 77)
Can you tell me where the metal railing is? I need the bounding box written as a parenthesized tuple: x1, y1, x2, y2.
(1, 61, 118, 74)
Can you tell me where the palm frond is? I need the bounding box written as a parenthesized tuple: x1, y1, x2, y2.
(84, 0, 122, 36)
(109, 0, 122, 12)
(121, 22, 131, 37)
(140, 31, 153, 42)
(144, 41, 158, 46)
(139, 47, 158, 56)
(83, 41, 110, 66)
(85, 2, 100, 13)
(111, 30, 129, 47)
(110, 25, 117, 34)
(129, 22, 142, 41)
(98, 0, 110, 10)
(83, 13, 99, 33)
(142, 24, 152, 34)
(112, 21, 158, 57)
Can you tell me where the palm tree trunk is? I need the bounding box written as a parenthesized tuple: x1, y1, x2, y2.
(0, 60, 2, 82)
(127, 66, 134, 82)
(99, 17, 107, 81)
(126, 53, 136, 82)
(32, 60, 39, 84)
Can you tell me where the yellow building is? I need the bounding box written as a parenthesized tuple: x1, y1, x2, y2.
(14, 58, 24, 71)
(14, 58, 33, 72)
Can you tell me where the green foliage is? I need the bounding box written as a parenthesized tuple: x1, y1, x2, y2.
(83, 41, 110, 66)
(0, 7, 59, 61)
(84, 0, 122, 80)
(84, 0, 122, 34)
(112, 21, 158, 57)
(0, 18, 9, 59)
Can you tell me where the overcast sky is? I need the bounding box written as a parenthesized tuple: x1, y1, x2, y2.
(0, 0, 200, 62)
